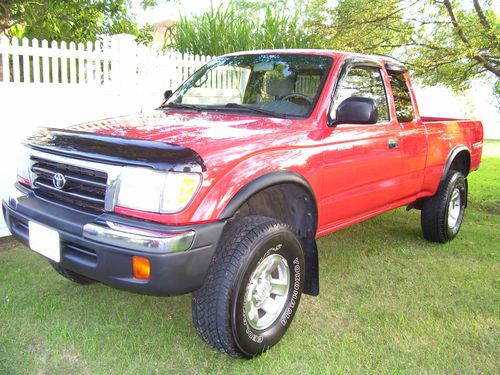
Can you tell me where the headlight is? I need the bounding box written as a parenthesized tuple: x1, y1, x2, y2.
(16, 146, 32, 186)
(116, 167, 201, 214)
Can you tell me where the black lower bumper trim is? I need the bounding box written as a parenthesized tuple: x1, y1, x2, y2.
(3, 195, 225, 296)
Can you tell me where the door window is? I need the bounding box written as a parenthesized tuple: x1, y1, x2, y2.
(331, 66, 389, 123)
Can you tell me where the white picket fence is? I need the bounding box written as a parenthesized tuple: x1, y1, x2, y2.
(1, 37, 113, 85)
(0, 34, 212, 236)
(0, 34, 211, 91)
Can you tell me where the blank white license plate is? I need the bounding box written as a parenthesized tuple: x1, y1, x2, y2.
(28, 221, 60, 263)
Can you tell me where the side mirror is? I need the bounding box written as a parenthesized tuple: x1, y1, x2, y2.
(332, 97, 378, 126)
(164, 90, 173, 100)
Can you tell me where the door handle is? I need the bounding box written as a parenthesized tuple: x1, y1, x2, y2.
(388, 138, 399, 149)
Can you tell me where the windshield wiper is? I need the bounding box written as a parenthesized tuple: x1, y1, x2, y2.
(158, 102, 203, 112)
(223, 103, 289, 119)
(159, 102, 289, 118)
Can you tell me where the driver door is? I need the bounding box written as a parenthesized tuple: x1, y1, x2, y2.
(319, 61, 403, 230)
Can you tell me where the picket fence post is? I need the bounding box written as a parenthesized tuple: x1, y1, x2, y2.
(110, 34, 138, 91)
(0, 35, 10, 82)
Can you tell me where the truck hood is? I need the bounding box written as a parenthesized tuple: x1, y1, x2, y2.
(26, 110, 305, 173)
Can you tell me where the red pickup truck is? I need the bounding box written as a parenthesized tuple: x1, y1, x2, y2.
(3, 50, 483, 358)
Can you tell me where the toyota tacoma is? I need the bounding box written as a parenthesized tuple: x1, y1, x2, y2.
(3, 50, 484, 358)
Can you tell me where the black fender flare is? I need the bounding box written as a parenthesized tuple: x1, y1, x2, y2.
(440, 145, 471, 183)
(219, 170, 320, 296)
(219, 170, 318, 223)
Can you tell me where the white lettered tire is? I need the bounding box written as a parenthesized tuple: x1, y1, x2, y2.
(192, 216, 305, 358)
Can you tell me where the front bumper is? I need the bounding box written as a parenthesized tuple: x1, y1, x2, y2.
(3, 186, 225, 296)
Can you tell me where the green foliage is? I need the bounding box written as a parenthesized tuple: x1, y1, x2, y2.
(165, 2, 252, 56)
(408, 0, 500, 95)
(306, 0, 414, 56)
(0, 0, 155, 44)
(307, 0, 499, 101)
(164, 1, 311, 56)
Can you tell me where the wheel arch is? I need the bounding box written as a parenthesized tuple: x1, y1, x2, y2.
(219, 171, 320, 296)
(441, 145, 471, 182)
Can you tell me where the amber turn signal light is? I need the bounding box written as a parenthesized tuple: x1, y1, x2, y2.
(132, 256, 150, 280)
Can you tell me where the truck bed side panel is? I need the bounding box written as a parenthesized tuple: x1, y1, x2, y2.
(420, 119, 483, 197)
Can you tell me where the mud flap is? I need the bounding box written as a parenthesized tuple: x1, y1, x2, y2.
(303, 236, 319, 296)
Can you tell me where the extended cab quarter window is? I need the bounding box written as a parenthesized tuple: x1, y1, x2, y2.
(388, 70, 414, 122)
(333, 66, 389, 123)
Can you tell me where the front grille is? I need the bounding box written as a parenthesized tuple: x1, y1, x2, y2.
(31, 156, 108, 212)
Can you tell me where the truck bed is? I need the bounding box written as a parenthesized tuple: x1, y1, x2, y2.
(419, 117, 483, 198)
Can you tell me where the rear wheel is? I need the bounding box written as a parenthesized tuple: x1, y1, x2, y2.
(49, 261, 95, 285)
(421, 170, 467, 243)
(192, 216, 305, 358)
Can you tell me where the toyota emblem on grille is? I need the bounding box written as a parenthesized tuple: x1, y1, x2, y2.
(52, 173, 66, 190)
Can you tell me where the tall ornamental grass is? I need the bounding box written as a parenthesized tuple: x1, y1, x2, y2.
(164, 1, 311, 56)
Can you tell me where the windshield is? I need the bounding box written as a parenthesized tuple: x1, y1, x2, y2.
(164, 54, 333, 118)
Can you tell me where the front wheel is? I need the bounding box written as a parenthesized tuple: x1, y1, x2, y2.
(421, 170, 467, 243)
(192, 216, 305, 358)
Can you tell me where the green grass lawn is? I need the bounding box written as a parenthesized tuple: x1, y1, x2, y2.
(1, 142, 499, 374)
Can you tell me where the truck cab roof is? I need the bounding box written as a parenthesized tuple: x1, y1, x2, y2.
(221, 49, 408, 71)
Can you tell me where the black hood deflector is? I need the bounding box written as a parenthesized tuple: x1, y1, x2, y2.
(24, 128, 206, 173)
